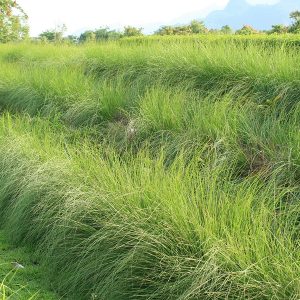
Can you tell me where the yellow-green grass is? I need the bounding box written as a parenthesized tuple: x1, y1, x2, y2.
(0, 37, 299, 299)
(0, 114, 299, 299)
(0, 230, 59, 299)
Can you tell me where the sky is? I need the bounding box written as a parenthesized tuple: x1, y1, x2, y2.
(17, 0, 281, 36)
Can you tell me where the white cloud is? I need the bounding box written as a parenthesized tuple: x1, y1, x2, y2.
(17, 0, 228, 36)
(247, 0, 280, 5)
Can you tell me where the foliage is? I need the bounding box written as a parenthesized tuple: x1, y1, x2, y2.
(289, 10, 300, 33)
(33, 10, 300, 43)
(79, 30, 96, 43)
(95, 27, 122, 40)
(236, 24, 259, 35)
(190, 20, 207, 33)
(269, 24, 289, 34)
(0, 40, 300, 299)
(123, 26, 143, 37)
(0, 0, 29, 43)
(220, 25, 233, 34)
(290, 10, 300, 23)
(78, 27, 122, 43)
(66, 35, 78, 44)
(39, 30, 55, 42)
(38, 24, 67, 43)
(155, 20, 207, 35)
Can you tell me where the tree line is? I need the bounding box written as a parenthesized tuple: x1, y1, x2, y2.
(0, 0, 300, 44)
(38, 25, 143, 44)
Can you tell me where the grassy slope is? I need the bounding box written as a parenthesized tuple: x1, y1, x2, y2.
(0, 115, 297, 300)
(0, 37, 299, 299)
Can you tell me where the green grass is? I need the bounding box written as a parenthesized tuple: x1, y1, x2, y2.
(0, 114, 298, 299)
(0, 230, 59, 299)
(0, 36, 299, 299)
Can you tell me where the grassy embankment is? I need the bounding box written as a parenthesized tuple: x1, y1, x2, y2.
(0, 36, 299, 299)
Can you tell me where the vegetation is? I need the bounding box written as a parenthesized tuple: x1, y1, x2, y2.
(156, 20, 207, 35)
(236, 24, 258, 35)
(38, 24, 67, 43)
(270, 24, 289, 34)
(33, 8, 300, 44)
(2, 1, 300, 299)
(0, 0, 29, 43)
(123, 25, 143, 37)
(220, 25, 233, 34)
(0, 37, 299, 299)
(0, 231, 58, 299)
(0, 0, 300, 45)
(289, 10, 300, 33)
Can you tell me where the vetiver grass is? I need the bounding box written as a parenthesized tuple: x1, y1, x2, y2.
(0, 37, 299, 299)
(0, 114, 299, 299)
(0, 60, 298, 182)
(0, 41, 298, 105)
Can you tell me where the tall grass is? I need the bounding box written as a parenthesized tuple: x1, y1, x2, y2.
(0, 37, 299, 299)
(0, 115, 299, 299)
(0, 40, 299, 111)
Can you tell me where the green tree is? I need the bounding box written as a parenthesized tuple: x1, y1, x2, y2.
(155, 20, 208, 36)
(66, 35, 78, 44)
(290, 10, 300, 23)
(94, 27, 121, 41)
(289, 10, 300, 33)
(123, 26, 143, 37)
(269, 24, 288, 34)
(38, 24, 67, 43)
(172, 25, 191, 35)
(79, 30, 96, 43)
(39, 30, 55, 42)
(221, 25, 233, 34)
(0, 0, 29, 43)
(190, 20, 207, 34)
(236, 25, 258, 35)
(155, 26, 174, 35)
(54, 24, 67, 41)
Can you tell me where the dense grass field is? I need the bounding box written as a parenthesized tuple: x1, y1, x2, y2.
(0, 35, 300, 299)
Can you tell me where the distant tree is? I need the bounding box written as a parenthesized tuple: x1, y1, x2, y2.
(55, 24, 67, 41)
(123, 26, 143, 37)
(94, 27, 122, 41)
(39, 24, 67, 43)
(77, 27, 122, 43)
(94, 27, 110, 40)
(107, 30, 122, 40)
(79, 30, 96, 43)
(66, 35, 78, 44)
(190, 20, 207, 34)
(221, 25, 233, 34)
(39, 30, 55, 42)
(155, 26, 174, 35)
(155, 21, 207, 36)
(269, 24, 288, 34)
(172, 25, 192, 35)
(236, 25, 258, 35)
(289, 10, 300, 33)
(290, 10, 300, 23)
(0, 0, 29, 43)
(208, 28, 219, 34)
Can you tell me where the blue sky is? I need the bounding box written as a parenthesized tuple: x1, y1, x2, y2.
(18, 0, 282, 36)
